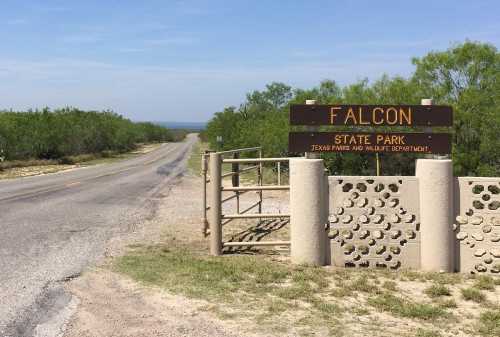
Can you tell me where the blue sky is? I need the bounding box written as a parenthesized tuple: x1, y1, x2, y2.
(0, 1, 498, 122)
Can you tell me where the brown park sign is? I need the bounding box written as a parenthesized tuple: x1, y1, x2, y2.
(290, 104, 453, 126)
(289, 132, 452, 154)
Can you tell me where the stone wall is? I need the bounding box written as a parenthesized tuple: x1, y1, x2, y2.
(454, 177, 500, 274)
(328, 176, 420, 270)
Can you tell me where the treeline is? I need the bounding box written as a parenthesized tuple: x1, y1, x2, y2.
(203, 41, 500, 176)
(0, 108, 176, 161)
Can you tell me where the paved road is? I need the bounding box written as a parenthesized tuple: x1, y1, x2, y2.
(0, 134, 197, 337)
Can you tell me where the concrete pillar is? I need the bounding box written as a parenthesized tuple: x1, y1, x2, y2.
(209, 152, 222, 255)
(322, 172, 331, 265)
(290, 158, 326, 265)
(416, 159, 454, 272)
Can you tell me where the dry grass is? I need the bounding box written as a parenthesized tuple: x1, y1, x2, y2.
(114, 243, 500, 336)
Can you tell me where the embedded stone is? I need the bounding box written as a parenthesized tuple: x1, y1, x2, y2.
(353, 254, 361, 261)
(328, 229, 339, 239)
(390, 230, 401, 239)
(359, 230, 370, 239)
(474, 249, 486, 257)
(403, 214, 414, 223)
(398, 208, 407, 215)
(405, 230, 416, 239)
(373, 230, 383, 239)
(475, 264, 487, 272)
(343, 199, 354, 208)
(373, 199, 384, 207)
(350, 191, 360, 199)
(472, 233, 484, 241)
(456, 215, 468, 224)
(352, 223, 360, 231)
(482, 225, 492, 233)
(490, 248, 500, 258)
(373, 214, 383, 224)
(452, 223, 458, 231)
(358, 246, 369, 254)
(388, 199, 399, 208)
(342, 214, 353, 223)
(358, 215, 369, 224)
(356, 198, 368, 207)
(336, 207, 344, 215)
(384, 254, 392, 261)
(344, 244, 355, 254)
(389, 214, 400, 223)
(383, 222, 391, 230)
(491, 265, 500, 273)
(456, 232, 468, 240)
(329, 215, 339, 223)
(471, 216, 483, 225)
(390, 246, 401, 254)
(491, 217, 500, 226)
(491, 234, 500, 242)
(366, 206, 376, 215)
(342, 230, 353, 239)
(375, 245, 386, 254)
(368, 239, 376, 246)
(484, 256, 493, 264)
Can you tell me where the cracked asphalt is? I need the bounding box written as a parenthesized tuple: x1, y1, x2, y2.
(0, 134, 197, 337)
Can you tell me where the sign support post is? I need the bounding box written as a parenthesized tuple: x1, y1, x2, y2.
(304, 99, 320, 159)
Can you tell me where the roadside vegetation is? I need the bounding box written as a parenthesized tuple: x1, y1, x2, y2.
(0, 108, 177, 165)
(116, 244, 500, 336)
(202, 41, 500, 177)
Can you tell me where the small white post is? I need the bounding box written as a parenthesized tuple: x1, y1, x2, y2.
(305, 99, 320, 159)
(209, 153, 222, 255)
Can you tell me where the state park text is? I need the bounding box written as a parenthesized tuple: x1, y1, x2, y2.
(288, 132, 452, 154)
(290, 104, 453, 126)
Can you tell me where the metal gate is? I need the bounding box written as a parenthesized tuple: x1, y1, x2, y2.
(201, 147, 290, 255)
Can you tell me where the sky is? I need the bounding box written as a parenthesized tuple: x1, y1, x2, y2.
(0, 1, 499, 122)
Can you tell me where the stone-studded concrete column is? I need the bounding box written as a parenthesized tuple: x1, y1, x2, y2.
(416, 159, 454, 272)
(290, 158, 326, 265)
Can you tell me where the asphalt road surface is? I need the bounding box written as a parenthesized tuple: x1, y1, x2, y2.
(0, 134, 197, 337)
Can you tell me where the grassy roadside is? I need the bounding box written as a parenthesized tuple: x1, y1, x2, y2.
(0, 142, 164, 180)
(114, 243, 500, 337)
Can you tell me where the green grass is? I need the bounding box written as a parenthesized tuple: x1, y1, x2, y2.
(461, 287, 487, 303)
(382, 280, 398, 292)
(473, 276, 497, 291)
(367, 293, 447, 320)
(415, 328, 442, 337)
(424, 284, 451, 298)
(477, 309, 500, 336)
(187, 140, 208, 175)
(400, 270, 463, 285)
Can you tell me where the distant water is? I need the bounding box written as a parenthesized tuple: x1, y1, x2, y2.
(155, 121, 207, 130)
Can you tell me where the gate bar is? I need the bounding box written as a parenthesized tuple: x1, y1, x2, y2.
(222, 185, 289, 191)
(223, 158, 291, 163)
(222, 213, 290, 219)
(223, 241, 290, 247)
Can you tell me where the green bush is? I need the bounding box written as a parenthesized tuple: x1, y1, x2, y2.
(0, 108, 174, 161)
